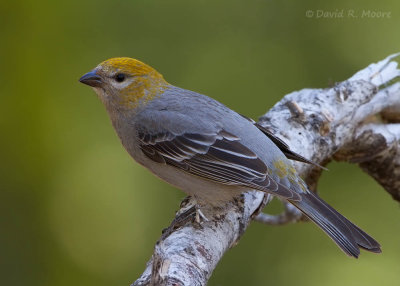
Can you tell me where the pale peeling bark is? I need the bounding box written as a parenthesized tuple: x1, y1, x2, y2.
(132, 53, 400, 286)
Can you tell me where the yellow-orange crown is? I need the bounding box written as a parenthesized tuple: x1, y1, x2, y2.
(99, 57, 162, 78)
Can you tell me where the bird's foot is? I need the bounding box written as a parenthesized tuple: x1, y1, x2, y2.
(194, 208, 209, 224)
(160, 196, 209, 240)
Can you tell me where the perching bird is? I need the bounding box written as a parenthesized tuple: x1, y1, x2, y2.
(79, 57, 381, 258)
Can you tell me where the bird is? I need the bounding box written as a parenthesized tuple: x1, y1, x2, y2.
(79, 57, 381, 258)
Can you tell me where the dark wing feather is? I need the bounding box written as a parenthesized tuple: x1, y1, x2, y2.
(239, 114, 326, 170)
(138, 129, 301, 201)
(255, 123, 325, 167)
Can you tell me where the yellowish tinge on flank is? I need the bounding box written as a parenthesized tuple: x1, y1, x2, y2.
(273, 159, 308, 192)
(273, 159, 291, 178)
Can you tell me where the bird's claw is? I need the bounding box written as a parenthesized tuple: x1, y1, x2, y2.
(195, 208, 209, 224)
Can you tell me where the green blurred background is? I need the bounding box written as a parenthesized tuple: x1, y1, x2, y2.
(1, 0, 399, 285)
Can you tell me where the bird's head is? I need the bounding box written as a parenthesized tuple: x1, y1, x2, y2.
(79, 57, 168, 111)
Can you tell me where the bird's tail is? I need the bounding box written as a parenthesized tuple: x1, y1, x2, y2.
(289, 191, 381, 258)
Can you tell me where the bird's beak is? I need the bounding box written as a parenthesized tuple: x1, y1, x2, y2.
(79, 70, 103, 87)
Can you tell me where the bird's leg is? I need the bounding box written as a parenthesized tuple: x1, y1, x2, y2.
(195, 207, 209, 224)
(254, 200, 304, 225)
(161, 197, 196, 239)
(160, 196, 211, 240)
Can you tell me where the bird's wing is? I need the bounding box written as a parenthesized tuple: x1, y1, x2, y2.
(239, 114, 327, 170)
(138, 128, 301, 201)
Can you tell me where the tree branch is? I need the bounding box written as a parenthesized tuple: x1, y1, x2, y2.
(132, 53, 400, 286)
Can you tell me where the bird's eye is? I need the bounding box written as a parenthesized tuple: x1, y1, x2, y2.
(115, 73, 126, 83)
